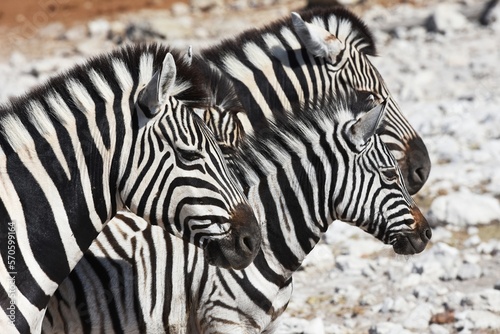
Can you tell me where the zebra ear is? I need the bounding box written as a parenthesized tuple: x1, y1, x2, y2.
(349, 100, 387, 147)
(291, 12, 344, 60)
(139, 53, 177, 117)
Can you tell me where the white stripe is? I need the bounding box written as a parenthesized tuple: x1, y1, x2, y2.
(28, 100, 71, 180)
(280, 27, 314, 102)
(220, 54, 275, 122)
(243, 42, 292, 112)
(45, 93, 104, 233)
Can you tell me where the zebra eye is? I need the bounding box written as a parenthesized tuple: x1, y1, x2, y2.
(220, 145, 236, 156)
(178, 148, 203, 162)
(381, 167, 398, 181)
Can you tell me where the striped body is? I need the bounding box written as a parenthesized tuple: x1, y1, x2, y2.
(202, 7, 430, 195)
(44, 90, 431, 333)
(0, 44, 260, 333)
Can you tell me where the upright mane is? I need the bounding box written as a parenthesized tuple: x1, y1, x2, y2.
(0, 44, 210, 122)
(232, 92, 374, 187)
(203, 7, 376, 59)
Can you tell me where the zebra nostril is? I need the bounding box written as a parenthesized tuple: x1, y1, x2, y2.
(412, 166, 426, 184)
(421, 228, 432, 242)
(239, 235, 255, 254)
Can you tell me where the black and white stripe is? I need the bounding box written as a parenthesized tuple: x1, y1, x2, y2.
(43, 90, 432, 333)
(0, 44, 260, 333)
(201, 7, 430, 195)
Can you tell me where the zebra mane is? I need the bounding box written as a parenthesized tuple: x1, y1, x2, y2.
(203, 7, 376, 59)
(191, 56, 245, 115)
(0, 43, 210, 124)
(231, 93, 373, 187)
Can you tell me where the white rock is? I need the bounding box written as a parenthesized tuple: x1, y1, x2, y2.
(301, 244, 333, 269)
(428, 190, 500, 226)
(304, 318, 324, 334)
(171, 2, 191, 17)
(65, 25, 87, 41)
(459, 310, 500, 329)
(403, 303, 434, 330)
(426, 4, 470, 34)
(88, 19, 111, 39)
(478, 289, 500, 312)
(457, 262, 482, 281)
(369, 322, 411, 334)
(429, 324, 449, 334)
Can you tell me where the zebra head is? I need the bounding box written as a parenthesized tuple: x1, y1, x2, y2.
(291, 10, 431, 195)
(334, 99, 431, 255)
(121, 52, 261, 269)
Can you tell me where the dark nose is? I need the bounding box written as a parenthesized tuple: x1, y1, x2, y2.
(405, 136, 431, 195)
(420, 227, 432, 243)
(237, 229, 259, 256)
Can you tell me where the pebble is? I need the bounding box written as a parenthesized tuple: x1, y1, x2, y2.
(428, 190, 500, 226)
(456, 262, 482, 280)
(403, 303, 434, 330)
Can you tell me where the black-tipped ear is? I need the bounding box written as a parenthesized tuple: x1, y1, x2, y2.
(138, 53, 177, 117)
(291, 12, 344, 59)
(350, 99, 387, 146)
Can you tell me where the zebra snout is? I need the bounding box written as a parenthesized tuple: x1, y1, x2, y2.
(392, 205, 431, 255)
(402, 136, 431, 195)
(204, 203, 261, 270)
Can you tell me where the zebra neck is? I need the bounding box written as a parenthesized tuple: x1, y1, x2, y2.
(233, 116, 340, 279)
(0, 73, 131, 313)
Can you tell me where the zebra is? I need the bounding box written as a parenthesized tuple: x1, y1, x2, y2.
(0, 44, 261, 333)
(201, 7, 431, 195)
(43, 86, 432, 333)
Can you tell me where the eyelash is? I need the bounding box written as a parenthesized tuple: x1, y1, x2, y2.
(178, 149, 203, 162)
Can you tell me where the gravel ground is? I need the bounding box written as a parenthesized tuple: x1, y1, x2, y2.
(1, 1, 499, 333)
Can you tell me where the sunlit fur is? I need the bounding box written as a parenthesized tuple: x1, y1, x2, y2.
(0, 44, 260, 333)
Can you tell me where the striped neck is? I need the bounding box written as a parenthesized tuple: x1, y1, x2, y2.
(231, 109, 344, 280)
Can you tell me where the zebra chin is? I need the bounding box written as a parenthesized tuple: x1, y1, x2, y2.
(392, 206, 432, 255)
(204, 203, 262, 270)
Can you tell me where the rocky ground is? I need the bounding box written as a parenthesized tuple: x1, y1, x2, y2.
(1, 0, 499, 333)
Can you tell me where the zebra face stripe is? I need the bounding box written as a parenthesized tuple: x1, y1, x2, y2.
(290, 10, 431, 195)
(334, 112, 431, 255)
(119, 56, 261, 270)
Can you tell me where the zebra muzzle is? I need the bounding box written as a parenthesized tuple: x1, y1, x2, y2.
(204, 203, 261, 270)
(392, 206, 432, 255)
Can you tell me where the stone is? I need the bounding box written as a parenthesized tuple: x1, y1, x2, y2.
(369, 322, 411, 334)
(429, 324, 449, 334)
(301, 244, 333, 269)
(426, 4, 470, 34)
(65, 25, 87, 41)
(479, 289, 500, 312)
(457, 263, 482, 281)
(171, 2, 191, 17)
(428, 190, 500, 226)
(304, 318, 324, 334)
(88, 19, 111, 39)
(403, 303, 433, 330)
(459, 310, 500, 329)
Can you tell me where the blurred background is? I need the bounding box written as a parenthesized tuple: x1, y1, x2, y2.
(0, 0, 499, 333)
